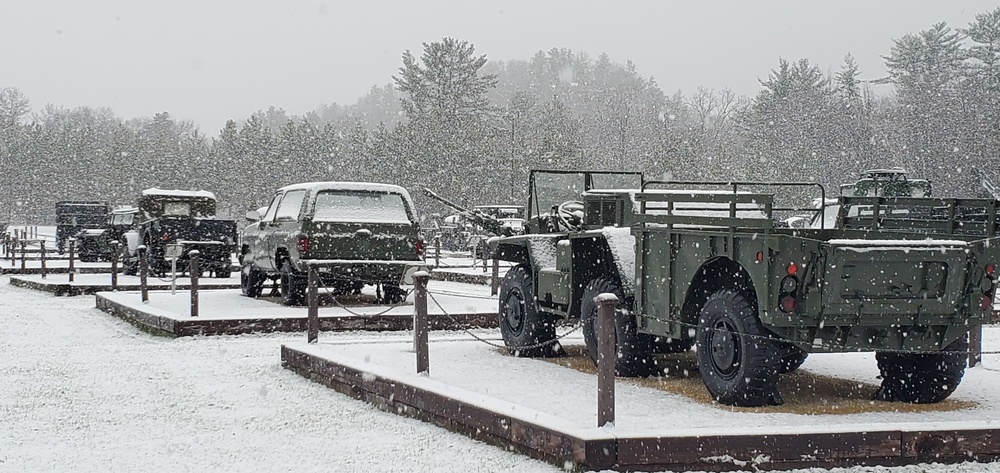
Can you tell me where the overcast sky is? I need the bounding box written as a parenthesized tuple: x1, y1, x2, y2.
(2, 0, 996, 134)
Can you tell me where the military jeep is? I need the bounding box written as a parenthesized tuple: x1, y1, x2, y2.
(491, 169, 1000, 407)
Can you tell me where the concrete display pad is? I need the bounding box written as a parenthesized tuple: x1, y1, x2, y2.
(9, 273, 241, 296)
(281, 333, 1000, 472)
(94, 281, 499, 337)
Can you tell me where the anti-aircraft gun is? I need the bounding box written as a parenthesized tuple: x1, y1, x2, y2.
(422, 188, 524, 237)
(975, 167, 1000, 200)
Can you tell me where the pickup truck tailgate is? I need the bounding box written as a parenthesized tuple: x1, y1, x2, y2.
(820, 238, 969, 319)
(306, 222, 420, 261)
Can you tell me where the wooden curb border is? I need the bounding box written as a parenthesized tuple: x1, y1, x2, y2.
(282, 344, 1000, 471)
(9, 276, 240, 296)
(95, 293, 498, 337)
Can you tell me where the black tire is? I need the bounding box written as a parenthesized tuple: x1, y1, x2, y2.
(380, 284, 406, 304)
(216, 264, 232, 279)
(653, 336, 695, 354)
(240, 263, 264, 297)
(498, 264, 561, 357)
(580, 278, 655, 377)
(873, 336, 968, 403)
(696, 289, 782, 407)
(778, 342, 809, 374)
(280, 262, 306, 306)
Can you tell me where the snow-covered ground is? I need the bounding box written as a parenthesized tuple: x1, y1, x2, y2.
(4, 277, 1000, 472)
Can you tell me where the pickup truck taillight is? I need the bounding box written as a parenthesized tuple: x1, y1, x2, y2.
(982, 264, 996, 310)
(296, 235, 310, 253)
(415, 239, 425, 257)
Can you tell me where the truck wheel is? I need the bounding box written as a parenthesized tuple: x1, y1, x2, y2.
(241, 264, 264, 297)
(873, 336, 967, 403)
(280, 263, 306, 306)
(696, 289, 782, 407)
(380, 284, 406, 304)
(498, 264, 561, 357)
(580, 278, 655, 377)
(778, 342, 809, 374)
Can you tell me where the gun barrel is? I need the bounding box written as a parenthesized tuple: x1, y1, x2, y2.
(423, 188, 471, 214)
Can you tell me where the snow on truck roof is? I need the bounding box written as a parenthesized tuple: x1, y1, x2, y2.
(278, 182, 415, 207)
(141, 188, 217, 199)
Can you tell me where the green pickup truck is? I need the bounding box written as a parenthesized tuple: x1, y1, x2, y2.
(240, 182, 426, 306)
(491, 170, 1000, 407)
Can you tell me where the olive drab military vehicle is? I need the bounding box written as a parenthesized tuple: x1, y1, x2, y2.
(75, 206, 138, 262)
(55, 201, 110, 254)
(239, 182, 426, 306)
(490, 169, 1000, 407)
(121, 189, 238, 278)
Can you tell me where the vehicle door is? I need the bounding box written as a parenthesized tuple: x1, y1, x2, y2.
(267, 189, 308, 270)
(247, 193, 281, 270)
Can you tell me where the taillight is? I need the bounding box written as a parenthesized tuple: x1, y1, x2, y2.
(787, 263, 798, 276)
(986, 264, 995, 278)
(415, 239, 425, 257)
(981, 295, 993, 311)
(161, 233, 170, 242)
(780, 296, 797, 313)
(296, 235, 310, 253)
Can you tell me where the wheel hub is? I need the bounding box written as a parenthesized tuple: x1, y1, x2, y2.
(504, 292, 525, 335)
(710, 320, 740, 378)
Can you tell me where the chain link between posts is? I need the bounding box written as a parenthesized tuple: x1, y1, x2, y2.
(426, 290, 582, 350)
(314, 276, 413, 317)
(285, 263, 1000, 358)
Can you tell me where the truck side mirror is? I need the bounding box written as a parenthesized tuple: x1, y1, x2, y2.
(246, 210, 261, 222)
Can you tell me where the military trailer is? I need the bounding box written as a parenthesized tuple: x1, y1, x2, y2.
(491, 170, 1000, 407)
(55, 201, 110, 253)
(121, 189, 237, 278)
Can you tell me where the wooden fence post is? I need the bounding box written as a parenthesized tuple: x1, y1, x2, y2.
(413, 271, 430, 375)
(109, 240, 119, 291)
(39, 240, 47, 279)
(189, 250, 200, 318)
(491, 258, 500, 296)
(68, 239, 76, 282)
(307, 264, 318, 343)
(596, 293, 618, 427)
(20, 239, 26, 270)
(434, 234, 441, 268)
(138, 245, 148, 302)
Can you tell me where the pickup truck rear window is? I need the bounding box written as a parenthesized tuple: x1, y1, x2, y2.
(313, 191, 411, 224)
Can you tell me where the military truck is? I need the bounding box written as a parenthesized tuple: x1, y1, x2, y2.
(55, 201, 110, 253)
(75, 206, 138, 262)
(239, 182, 426, 306)
(121, 189, 237, 278)
(491, 170, 1000, 407)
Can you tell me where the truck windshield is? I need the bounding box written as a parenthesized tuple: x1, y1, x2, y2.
(313, 191, 411, 224)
